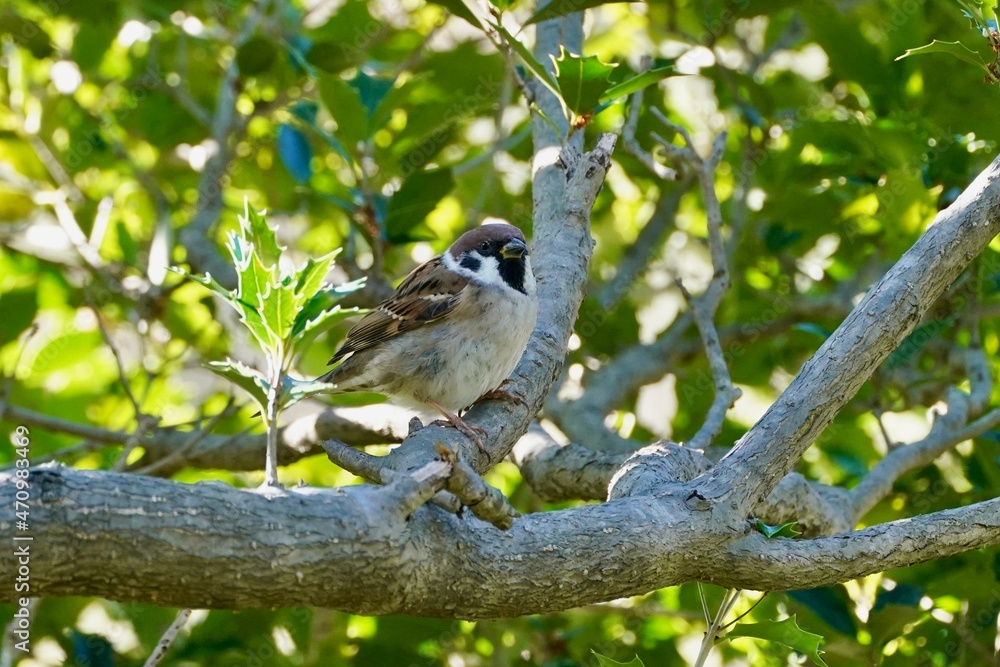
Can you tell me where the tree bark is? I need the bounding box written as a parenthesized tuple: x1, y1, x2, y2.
(4, 466, 998, 617)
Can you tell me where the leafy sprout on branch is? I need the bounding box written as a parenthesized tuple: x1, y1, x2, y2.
(173, 201, 364, 486)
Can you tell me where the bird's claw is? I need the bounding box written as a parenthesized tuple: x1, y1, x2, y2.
(478, 381, 527, 408)
(430, 418, 488, 453)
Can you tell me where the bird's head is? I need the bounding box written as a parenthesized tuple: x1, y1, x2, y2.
(446, 223, 535, 296)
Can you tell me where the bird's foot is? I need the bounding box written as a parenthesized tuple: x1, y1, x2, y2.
(430, 417, 487, 452)
(427, 399, 488, 454)
(478, 381, 527, 408)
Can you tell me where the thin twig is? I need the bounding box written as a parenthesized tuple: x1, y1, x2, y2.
(0, 404, 129, 444)
(622, 57, 678, 181)
(595, 174, 695, 310)
(160, 34, 212, 126)
(436, 444, 519, 529)
(850, 406, 1000, 522)
(874, 410, 897, 451)
(142, 608, 192, 667)
(694, 588, 742, 667)
(36, 191, 106, 272)
(87, 294, 142, 417)
(648, 116, 740, 450)
(0, 325, 38, 426)
(697, 582, 711, 625)
(720, 592, 768, 630)
(321, 438, 387, 483)
(133, 400, 241, 477)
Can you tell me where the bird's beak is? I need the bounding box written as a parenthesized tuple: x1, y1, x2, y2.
(500, 238, 528, 260)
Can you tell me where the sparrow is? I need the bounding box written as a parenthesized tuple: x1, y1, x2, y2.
(319, 223, 538, 448)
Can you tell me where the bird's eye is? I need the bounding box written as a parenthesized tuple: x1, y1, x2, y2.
(479, 241, 491, 252)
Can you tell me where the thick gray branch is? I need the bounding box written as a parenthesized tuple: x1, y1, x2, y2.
(849, 406, 1000, 523)
(547, 287, 869, 453)
(713, 497, 1000, 590)
(697, 153, 1000, 514)
(514, 427, 852, 535)
(6, 467, 996, 616)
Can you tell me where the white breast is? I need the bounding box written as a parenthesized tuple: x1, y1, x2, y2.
(419, 282, 537, 409)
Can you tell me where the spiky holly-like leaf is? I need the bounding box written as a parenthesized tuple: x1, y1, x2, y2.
(753, 519, 802, 539)
(279, 375, 337, 409)
(599, 62, 679, 103)
(238, 200, 283, 269)
(727, 616, 827, 666)
(206, 359, 270, 410)
(592, 653, 645, 667)
(552, 49, 617, 116)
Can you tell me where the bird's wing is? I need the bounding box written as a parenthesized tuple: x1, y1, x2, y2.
(327, 256, 468, 365)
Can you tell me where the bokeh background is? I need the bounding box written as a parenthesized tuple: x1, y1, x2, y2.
(2, 0, 1000, 664)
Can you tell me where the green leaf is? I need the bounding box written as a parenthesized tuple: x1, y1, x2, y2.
(592, 652, 645, 667)
(206, 359, 270, 410)
(236, 301, 280, 352)
(599, 63, 679, 103)
(526, 0, 630, 24)
(276, 123, 314, 184)
(872, 584, 923, 612)
(229, 231, 270, 303)
(763, 223, 802, 252)
(289, 299, 361, 357)
(28, 330, 102, 375)
(306, 40, 354, 73)
(0, 12, 54, 59)
(787, 588, 858, 636)
(348, 71, 395, 118)
(753, 519, 802, 539)
(727, 616, 827, 666)
(294, 250, 340, 304)
(172, 263, 278, 352)
(382, 168, 454, 243)
(239, 201, 283, 269)
(489, 21, 562, 101)
(292, 281, 364, 331)
(552, 49, 617, 116)
(169, 267, 233, 302)
(895, 40, 990, 71)
(260, 282, 298, 343)
(956, 0, 999, 32)
(279, 375, 337, 410)
(236, 35, 278, 75)
(318, 73, 370, 148)
(425, 0, 481, 27)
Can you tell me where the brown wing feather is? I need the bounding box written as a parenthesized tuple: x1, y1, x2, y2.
(327, 257, 468, 365)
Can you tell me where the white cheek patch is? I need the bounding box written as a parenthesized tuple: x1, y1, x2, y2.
(443, 251, 507, 290)
(522, 256, 537, 295)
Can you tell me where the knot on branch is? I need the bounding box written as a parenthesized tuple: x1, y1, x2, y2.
(607, 442, 711, 500)
(322, 438, 519, 530)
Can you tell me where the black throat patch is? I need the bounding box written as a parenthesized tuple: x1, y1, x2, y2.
(499, 258, 528, 295)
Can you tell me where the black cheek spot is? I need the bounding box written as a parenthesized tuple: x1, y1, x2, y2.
(460, 255, 482, 272)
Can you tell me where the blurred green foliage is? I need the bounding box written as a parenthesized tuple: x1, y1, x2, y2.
(2, 0, 1000, 664)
